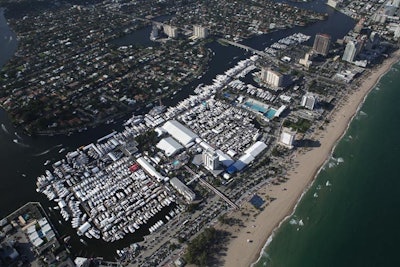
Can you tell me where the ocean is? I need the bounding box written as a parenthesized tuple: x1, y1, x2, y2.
(0, 0, 356, 260)
(254, 61, 400, 267)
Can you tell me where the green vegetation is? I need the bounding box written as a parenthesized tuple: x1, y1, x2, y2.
(186, 203, 199, 213)
(278, 64, 290, 73)
(135, 130, 158, 151)
(169, 243, 180, 251)
(271, 147, 283, 157)
(183, 227, 229, 266)
(308, 80, 335, 95)
(257, 157, 271, 167)
(291, 69, 301, 76)
(212, 178, 222, 187)
(218, 214, 229, 224)
(283, 118, 312, 133)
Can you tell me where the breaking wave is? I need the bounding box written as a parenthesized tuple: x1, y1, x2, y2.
(329, 156, 344, 168)
(359, 110, 367, 116)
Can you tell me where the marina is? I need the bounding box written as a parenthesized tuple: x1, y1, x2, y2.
(34, 52, 268, 242)
(265, 32, 311, 55)
(36, 134, 181, 242)
(34, 30, 309, 252)
(32, 23, 358, 262)
(0, 0, 361, 262)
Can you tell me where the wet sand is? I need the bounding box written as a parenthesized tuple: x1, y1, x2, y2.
(220, 50, 400, 267)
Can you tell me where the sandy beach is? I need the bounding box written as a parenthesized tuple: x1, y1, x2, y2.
(219, 50, 400, 267)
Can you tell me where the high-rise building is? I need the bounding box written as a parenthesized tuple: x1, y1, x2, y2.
(279, 128, 296, 149)
(202, 149, 220, 171)
(301, 94, 316, 110)
(313, 34, 331, 56)
(373, 11, 387, 24)
(342, 40, 357, 62)
(193, 25, 208, 39)
(150, 24, 159, 41)
(261, 68, 283, 88)
(356, 35, 366, 55)
(299, 52, 312, 68)
(326, 0, 338, 8)
(163, 25, 178, 38)
(353, 18, 365, 33)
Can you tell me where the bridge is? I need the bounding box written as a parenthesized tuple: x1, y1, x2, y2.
(132, 19, 276, 58)
(218, 38, 271, 58)
(198, 178, 239, 210)
(184, 166, 239, 210)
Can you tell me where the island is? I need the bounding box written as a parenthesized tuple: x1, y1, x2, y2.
(1, 0, 400, 266)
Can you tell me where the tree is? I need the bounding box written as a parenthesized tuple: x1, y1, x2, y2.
(186, 203, 198, 213)
(183, 227, 218, 266)
(218, 214, 228, 224)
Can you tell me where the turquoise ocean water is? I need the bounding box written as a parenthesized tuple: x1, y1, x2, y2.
(254, 61, 400, 267)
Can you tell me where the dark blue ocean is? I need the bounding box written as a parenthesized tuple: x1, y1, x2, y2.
(254, 61, 400, 267)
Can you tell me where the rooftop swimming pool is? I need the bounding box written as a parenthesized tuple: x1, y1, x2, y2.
(244, 101, 268, 113)
(244, 100, 276, 119)
(265, 108, 277, 119)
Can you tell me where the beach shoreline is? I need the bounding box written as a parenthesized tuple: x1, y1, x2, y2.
(219, 50, 400, 267)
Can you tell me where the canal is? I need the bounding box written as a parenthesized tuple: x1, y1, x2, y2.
(0, 0, 355, 259)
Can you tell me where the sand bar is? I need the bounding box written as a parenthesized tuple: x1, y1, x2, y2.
(220, 50, 400, 267)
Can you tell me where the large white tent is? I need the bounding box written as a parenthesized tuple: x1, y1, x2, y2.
(162, 120, 198, 147)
